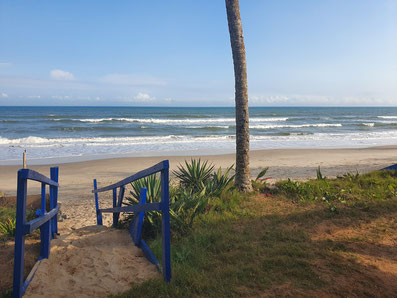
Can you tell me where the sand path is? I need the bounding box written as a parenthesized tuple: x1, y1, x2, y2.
(24, 226, 159, 298)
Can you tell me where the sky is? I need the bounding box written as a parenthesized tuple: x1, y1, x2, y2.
(0, 0, 396, 107)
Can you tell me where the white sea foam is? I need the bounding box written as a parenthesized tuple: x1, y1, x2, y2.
(362, 123, 375, 127)
(378, 116, 397, 119)
(251, 123, 343, 129)
(71, 117, 288, 124)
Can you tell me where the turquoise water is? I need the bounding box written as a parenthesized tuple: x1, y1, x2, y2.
(1, 106, 397, 162)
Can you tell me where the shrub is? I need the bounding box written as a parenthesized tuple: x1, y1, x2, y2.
(205, 165, 235, 197)
(0, 217, 16, 237)
(173, 159, 214, 193)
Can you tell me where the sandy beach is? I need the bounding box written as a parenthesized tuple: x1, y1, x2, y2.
(3, 146, 397, 296)
(1, 146, 397, 230)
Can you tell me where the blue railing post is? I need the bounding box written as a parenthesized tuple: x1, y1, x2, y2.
(161, 161, 171, 282)
(13, 170, 28, 298)
(130, 188, 147, 245)
(112, 188, 117, 228)
(50, 167, 59, 237)
(39, 183, 50, 259)
(92, 160, 171, 282)
(114, 185, 125, 225)
(93, 179, 103, 225)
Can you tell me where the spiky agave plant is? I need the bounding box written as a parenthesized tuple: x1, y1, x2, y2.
(123, 174, 162, 237)
(173, 159, 214, 193)
(205, 165, 235, 196)
(0, 218, 16, 237)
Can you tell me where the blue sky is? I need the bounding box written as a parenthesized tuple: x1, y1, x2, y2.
(0, 0, 396, 106)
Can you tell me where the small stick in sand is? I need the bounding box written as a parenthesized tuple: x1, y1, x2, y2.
(23, 150, 27, 169)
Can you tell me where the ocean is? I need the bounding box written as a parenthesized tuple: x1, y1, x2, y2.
(1, 106, 397, 164)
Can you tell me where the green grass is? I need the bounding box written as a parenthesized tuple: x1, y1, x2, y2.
(114, 170, 397, 297)
(0, 206, 36, 241)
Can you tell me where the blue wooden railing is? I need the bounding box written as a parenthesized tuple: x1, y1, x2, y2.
(92, 160, 171, 282)
(13, 167, 59, 298)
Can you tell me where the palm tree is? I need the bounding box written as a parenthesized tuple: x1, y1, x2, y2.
(225, 0, 252, 192)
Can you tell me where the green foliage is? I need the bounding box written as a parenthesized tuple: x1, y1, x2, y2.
(316, 166, 325, 180)
(256, 167, 269, 181)
(276, 170, 397, 213)
(205, 165, 235, 197)
(173, 159, 214, 193)
(127, 173, 161, 204)
(170, 188, 209, 235)
(0, 217, 16, 237)
(123, 160, 237, 238)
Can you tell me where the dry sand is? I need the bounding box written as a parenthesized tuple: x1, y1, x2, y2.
(2, 146, 397, 296)
(24, 226, 159, 298)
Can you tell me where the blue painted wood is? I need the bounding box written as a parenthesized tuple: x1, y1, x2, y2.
(113, 188, 117, 228)
(21, 259, 42, 296)
(161, 162, 171, 282)
(114, 186, 125, 225)
(41, 183, 46, 213)
(132, 188, 147, 245)
(13, 170, 28, 298)
(140, 239, 160, 271)
(19, 169, 59, 187)
(91, 160, 171, 283)
(92, 160, 168, 193)
(50, 167, 59, 237)
(23, 206, 59, 234)
(99, 202, 161, 214)
(93, 179, 103, 225)
(40, 220, 50, 259)
(13, 167, 60, 297)
(382, 164, 397, 170)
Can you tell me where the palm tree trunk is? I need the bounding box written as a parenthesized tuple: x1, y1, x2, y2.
(225, 0, 252, 192)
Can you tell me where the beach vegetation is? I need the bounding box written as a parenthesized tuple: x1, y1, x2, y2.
(123, 161, 236, 238)
(316, 166, 325, 180)
(117, 169, 397, 297)
(0, 218, 16, 237)
(173, 159, 214, 193)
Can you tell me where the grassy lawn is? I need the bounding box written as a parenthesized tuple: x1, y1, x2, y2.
(116, 170, 397, 297)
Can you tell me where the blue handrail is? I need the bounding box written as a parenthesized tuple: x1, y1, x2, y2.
(13, 167, 59, 298)
(93, 160, 171, 282)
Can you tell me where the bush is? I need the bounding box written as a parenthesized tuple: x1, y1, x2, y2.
(0, 218, 16, 238)
(123, 160, 237, 238)
(173, 159, 214, 193)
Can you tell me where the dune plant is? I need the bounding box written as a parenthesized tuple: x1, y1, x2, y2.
(173, 159, 214, 193)
(0, 217, 16, 237)
(316, 166, 325, 180)
(123, 174, 162, 237)
(205, 165, 235, 196)
(126, 173, 161, 204)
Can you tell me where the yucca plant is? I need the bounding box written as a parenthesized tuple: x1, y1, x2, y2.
(317, 166, 325, 180)
(169, 188, 209, 234)
(256, 167, 269, 181)
(173, 159, 214, 193)
(0, 217, 16, 237)
(205, 165, 235, 196)
(123, 174, 162, 238)
(125, 173, 161, 205)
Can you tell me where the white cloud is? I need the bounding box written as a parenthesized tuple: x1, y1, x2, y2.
(51, 95, 71, 100)
(50, 69, 75, 81)
(1, 92, 8, 98)
(134, 92, 155, 102)
(27, 95, 41, 99)
(100, 74, 166, 86)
